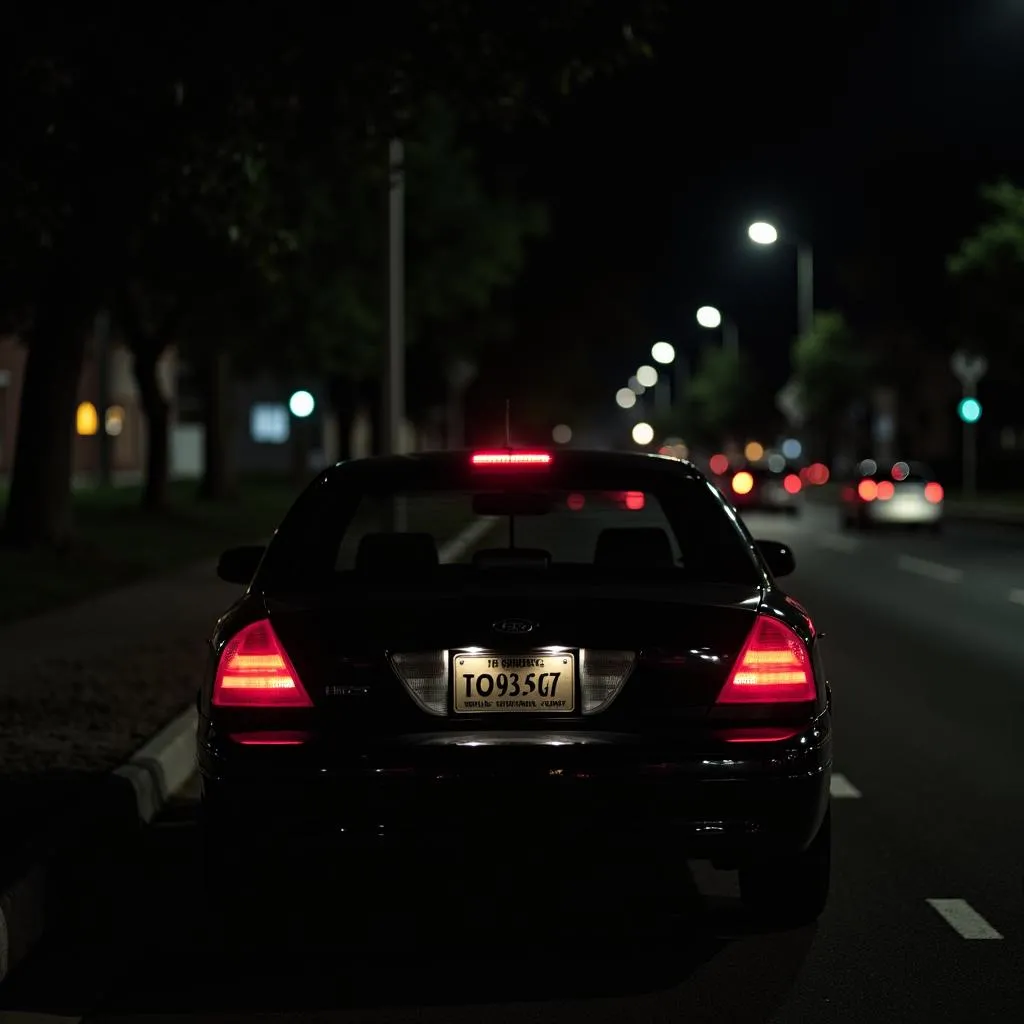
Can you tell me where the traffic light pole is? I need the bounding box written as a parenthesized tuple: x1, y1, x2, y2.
(962, 382, 977, 499)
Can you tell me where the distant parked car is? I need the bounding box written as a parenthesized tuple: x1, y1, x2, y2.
(839, 460, 944, 531)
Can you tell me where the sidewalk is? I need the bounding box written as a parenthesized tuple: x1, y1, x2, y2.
(0, 558, 240, 883)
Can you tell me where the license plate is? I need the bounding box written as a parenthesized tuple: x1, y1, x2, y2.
(452, 653, 576, 713)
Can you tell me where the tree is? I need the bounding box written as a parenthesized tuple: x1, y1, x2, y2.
(682, 346, 761, 446)
(0, 5, 662, 544)
(789, 310, 872, 460)
(947, 179, 1024, 370)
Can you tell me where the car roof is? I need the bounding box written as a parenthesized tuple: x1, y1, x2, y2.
(323, 449, 709, 486)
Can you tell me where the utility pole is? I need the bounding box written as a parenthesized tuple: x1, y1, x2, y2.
(384, 137, 405, 457)
(951, 351, 987, 498)
(384, 137, 407, 531)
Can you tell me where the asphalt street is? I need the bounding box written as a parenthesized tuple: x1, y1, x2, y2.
(1, 499, 1022, 1022)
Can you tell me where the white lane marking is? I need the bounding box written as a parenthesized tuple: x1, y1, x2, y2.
(1009, 589, 1024, 606)
(438, 518, 497, 563)
(926, 899, 1003, 939)
(897, 555, 963, 583)
(830, 773, 861, 798)
(816, 533, 860, 553)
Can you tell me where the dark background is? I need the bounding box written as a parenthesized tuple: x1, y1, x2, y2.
(465, 1, 1024, 443)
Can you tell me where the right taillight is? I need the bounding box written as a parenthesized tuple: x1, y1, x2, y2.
(213, 619, 313, 707)
(857, 478, 878, 501)
(716, 615, 816, 704)
(925, 482, 944, 503)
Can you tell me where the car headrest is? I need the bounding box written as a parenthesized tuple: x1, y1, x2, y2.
(594, 527, 674, 567)
(355, 532, 439, 573)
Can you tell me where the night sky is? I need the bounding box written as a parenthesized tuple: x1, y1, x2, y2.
(467, 1, 1024, 444)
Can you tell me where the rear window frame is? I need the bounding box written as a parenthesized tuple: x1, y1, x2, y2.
(255, 459, 766, 591)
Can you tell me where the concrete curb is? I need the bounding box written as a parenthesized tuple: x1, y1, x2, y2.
(0, 706, 197, 985)
(0, 515, 495, 985)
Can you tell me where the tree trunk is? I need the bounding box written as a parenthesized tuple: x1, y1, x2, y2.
(132, 347, 171, 511)
(361, 378, 383, 456)
(197, 349, 235, 501)
(328, 375, 355, 462)
(1, 279, 92, 550)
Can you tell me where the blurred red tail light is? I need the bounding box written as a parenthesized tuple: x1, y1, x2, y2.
(857, 479, 878, 501)
(783, 473, 802, 494)
(471, 451, 551, 466)
(716, 615, 816, 704)
(213, 619, 313, 708)
(924, 482, 944, 503)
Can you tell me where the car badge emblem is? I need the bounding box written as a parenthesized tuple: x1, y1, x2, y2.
(493, 618, 536, 635)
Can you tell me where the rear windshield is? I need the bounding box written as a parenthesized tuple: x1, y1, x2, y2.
(259, 468, 761, 591)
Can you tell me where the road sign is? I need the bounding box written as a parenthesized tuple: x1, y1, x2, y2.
(776, 380, 805, 426)
(950, 351, 988, 386)
(958, 397, 982, 423)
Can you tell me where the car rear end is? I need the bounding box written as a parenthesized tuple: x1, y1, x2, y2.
(198, 450, 832, 922)
(841, 460, 944, 530)
(722, 466, 803, 515)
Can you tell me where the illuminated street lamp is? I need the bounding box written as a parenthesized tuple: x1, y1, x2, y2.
(747, 219, 814, 341)
(632, 422, 654, 446)
(636, 365, 658, 388)
(747, 221, 778, 245)
(696, 306, 738, 354)
(651, 341, 675, 365)
(615, 387, 637, 410)
(696, 305, 722, 329)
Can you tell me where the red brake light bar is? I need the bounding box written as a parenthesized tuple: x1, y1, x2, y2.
(471, 451, 552, 466)
(213, 619, 313, 708)
(716, 614, 816, 704)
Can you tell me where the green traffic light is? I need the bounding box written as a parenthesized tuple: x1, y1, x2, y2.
(958, 397, 981, 423)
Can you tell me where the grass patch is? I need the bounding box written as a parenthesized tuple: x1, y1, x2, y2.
(0, 478, 302, 626)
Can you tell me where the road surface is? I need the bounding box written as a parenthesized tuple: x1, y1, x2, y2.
(1, 501, 1021, 1022)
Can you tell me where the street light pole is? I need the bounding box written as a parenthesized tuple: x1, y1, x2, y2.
(797, 242, 814, 339)
(723, 317, 739, 356)
(963, 382, 978, 498)
(384, 137, 405, 457)
(385, 137, 406, 532)
(951, 351, 987, 499)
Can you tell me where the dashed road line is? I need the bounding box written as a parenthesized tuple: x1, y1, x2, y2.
(830, 773, 861, 798)
(926, 899, 1003, 939)
(1009, 589, 1024, 606)
(896, 555, 963, 584)
(816, 533, 860, 554)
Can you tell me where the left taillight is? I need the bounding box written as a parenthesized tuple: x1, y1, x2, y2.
(716, 614, 815, 704)
(212, 619, 313, 708)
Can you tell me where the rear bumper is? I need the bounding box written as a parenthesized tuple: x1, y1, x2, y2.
(198, 716, 832, 862)
(846, 501, 942, 524)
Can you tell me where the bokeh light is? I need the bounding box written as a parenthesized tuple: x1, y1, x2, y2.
(631, 422, 655, 446)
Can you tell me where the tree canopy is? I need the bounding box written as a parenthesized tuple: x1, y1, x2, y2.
(788, 310, 872, 437)
(947, 179, 1024, 368)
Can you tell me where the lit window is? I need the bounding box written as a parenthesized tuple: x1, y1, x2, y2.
(250, 403, 290, 444)
(76, 402, 98, 436)
(105, 405, 125, 437)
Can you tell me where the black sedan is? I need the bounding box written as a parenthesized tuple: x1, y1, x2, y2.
(200, 449, 832, 927)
